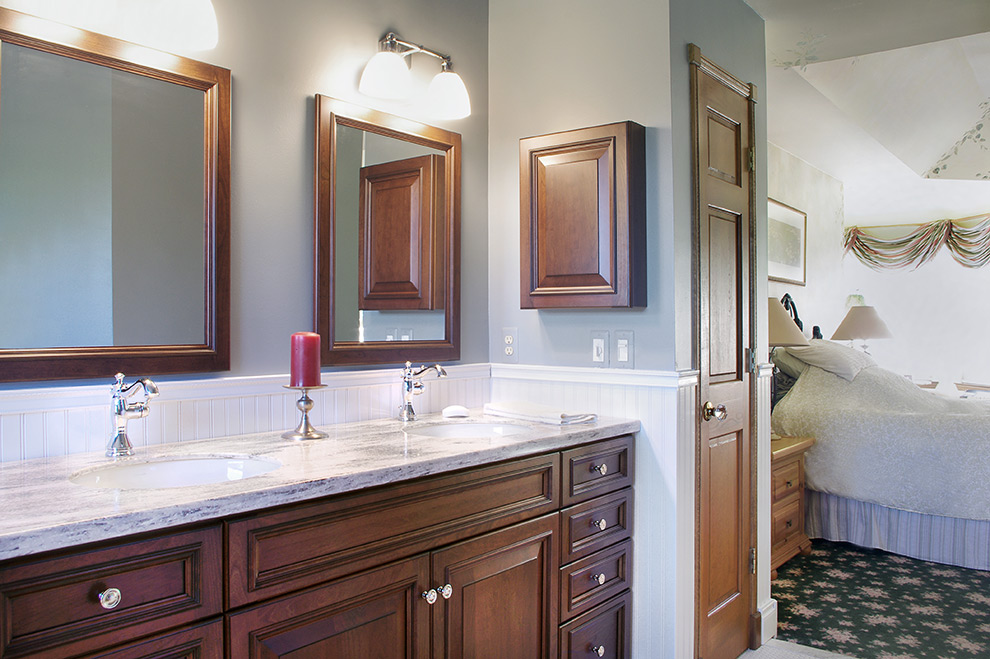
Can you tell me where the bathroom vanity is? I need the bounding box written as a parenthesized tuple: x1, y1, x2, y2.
(0, 415, 636, 658)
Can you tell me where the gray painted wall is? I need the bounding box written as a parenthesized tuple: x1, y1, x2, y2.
(204, 0, 489, 378)
(488, 1, 675, 371)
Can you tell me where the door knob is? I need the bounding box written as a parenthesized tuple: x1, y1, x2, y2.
(702, 401, 727, 421)
(422, 588, 438, 604)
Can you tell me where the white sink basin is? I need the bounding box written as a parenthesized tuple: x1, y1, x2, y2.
(70, 455, 281, 489)
(406, 422, 527, 439)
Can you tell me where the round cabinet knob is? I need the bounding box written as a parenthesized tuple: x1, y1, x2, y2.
(592, 645, 606, 657)
(98, 587, 122, 610)
(591, 572, 607, 586)
(422, 589, 438, 605)
(591, 518, 608, 532)
(438, 583, 453, 600)
(591, 463, 608, 476)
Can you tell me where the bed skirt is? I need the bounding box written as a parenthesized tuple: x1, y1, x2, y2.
(805, 489, 990, 571)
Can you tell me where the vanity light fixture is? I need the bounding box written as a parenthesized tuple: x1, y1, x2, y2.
(359, 31, 471, 119)
(0, 0, 219, 51)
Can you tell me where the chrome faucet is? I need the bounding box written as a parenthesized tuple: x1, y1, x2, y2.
(107, 373, 160, 458)
(399, 361, 446, 421)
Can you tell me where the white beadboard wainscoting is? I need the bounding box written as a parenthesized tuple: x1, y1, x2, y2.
(491, 363, 698, 659)
(0, 364, 491, 462)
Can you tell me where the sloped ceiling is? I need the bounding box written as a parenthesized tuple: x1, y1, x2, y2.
(746, 0, 990, 225)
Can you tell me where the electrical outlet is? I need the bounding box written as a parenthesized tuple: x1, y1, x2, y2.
(502, 327, 518, 363)
(591, 330, 609, 366)
(615, 330, 634, 369)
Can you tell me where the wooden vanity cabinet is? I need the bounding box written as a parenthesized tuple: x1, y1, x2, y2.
(0, 435, 633, 658)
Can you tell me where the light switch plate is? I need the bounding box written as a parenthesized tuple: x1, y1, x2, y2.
(614, 330, 634, 369)
(591, 330, 609, 366)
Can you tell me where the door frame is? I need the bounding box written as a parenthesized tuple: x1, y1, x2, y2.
(688, 42, 761, 655)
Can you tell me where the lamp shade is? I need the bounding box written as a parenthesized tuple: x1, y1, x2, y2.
(425, 70, 471, 119)
(831, 305, 892, 341)
(768, 297, 810, 347)
(1, 0, 219, 51)
(359, 51, 412, 99)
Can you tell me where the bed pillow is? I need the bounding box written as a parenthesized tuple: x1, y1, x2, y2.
(771, 348, 809, 379)
(786, 339, 876, 381)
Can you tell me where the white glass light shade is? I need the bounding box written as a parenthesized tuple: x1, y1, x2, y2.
(426, 70, 471, 119)
(0, 0, 219, 51)
(359, 51, 412, 100)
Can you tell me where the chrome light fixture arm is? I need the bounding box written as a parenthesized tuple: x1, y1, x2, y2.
(381, 32, 455, 69)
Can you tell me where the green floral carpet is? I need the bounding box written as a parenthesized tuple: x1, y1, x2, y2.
(773, 540, 990, 659)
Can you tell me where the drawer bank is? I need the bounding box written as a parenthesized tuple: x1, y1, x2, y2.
(0, 417, 636, 658)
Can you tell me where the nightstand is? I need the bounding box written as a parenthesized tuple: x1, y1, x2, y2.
(770, 435, 815, 578)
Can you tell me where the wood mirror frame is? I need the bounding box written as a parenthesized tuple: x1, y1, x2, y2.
(0, 8, 230, 382)
(315, 95, 460, 365)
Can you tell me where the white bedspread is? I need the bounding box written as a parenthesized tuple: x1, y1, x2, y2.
(772, 364, 990, 521)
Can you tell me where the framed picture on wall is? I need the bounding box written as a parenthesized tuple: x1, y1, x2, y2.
(767, 198, 807, 285)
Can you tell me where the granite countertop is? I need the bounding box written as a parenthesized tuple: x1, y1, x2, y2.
(0, 411, 639, 562)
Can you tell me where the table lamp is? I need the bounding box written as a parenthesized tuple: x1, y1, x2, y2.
(769, 297, 810, 350)
(830, 305, 892, 354)
(769, 297, 809, 435)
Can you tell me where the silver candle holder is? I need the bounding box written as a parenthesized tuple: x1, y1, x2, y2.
(282, 385, 328, 440)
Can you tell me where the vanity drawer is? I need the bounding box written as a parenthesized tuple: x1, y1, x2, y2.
(0, 525, 222, 659)
(561, 488, 632, 564)
(562, 436, 633, 506)
(772, 460, 802, 502)
(560, 540, 631, 622)
(559, 591, 631, 659)
(228, 452, 559, 607)
(80, 618, 223, 659)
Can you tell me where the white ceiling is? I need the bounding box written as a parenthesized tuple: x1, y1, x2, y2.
(746, 0, 990, 226)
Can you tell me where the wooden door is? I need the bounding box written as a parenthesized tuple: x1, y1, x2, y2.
(227, 554, 431, 658)
(431, 514, 558, 658)
(690, 44, 757, 659)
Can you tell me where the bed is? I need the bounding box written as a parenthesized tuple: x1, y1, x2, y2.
(771, 339, 990, 570)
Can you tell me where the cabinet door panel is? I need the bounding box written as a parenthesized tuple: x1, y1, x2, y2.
(227, 555, 430, 659)
(432, 514, 558, 659)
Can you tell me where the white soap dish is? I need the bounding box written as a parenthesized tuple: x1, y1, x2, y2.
(442, 405, 469, 418)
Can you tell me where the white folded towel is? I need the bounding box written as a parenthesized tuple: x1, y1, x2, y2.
(483, 401, 597, 425)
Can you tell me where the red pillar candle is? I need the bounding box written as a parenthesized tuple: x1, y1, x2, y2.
(290, 332, 321, 387)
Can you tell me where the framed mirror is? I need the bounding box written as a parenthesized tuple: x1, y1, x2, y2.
(315, 96, 460, 365)
(0, 7, 230, 382)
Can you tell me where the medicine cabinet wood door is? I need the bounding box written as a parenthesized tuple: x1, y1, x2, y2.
(359, 154, 445, 311)
(519, 121, 646, 309)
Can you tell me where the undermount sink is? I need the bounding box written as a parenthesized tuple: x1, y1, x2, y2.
(405, 422, 527, 439)
(70, 455, 281, 489)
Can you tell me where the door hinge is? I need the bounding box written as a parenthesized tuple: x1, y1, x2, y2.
(749, 547, 757, 574)
(744, 348, 756, 374)
(747, 147, 755, 172)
